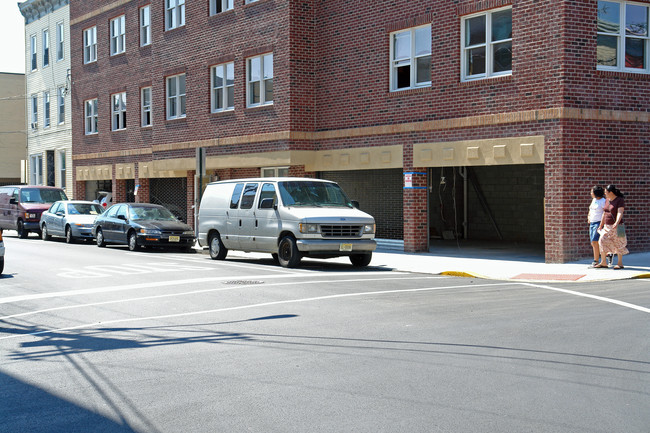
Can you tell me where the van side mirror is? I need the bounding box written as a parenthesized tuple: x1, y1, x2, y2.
(351, 200, 360, 209)
(9, 198, 17, 205)
(260, 198, 276, 209)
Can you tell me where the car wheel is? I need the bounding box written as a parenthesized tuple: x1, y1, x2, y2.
(41, 224, 50, 241)
(17, 220, 28, 239)
(0, 257, 4, 275)
(128, 231, 140, 251)
(278, 235, 301, 268)
(350, 253, 372, 267)
(209, 232, 227, 260)
(65, 226, 75, 244)
(96, 228, 106, 247)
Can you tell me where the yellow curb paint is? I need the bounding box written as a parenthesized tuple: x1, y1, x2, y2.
(440, 271, 485, 279)
(631, 273, 650, 279)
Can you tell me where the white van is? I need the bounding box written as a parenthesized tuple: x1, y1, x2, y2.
(197, 178, 376, 267)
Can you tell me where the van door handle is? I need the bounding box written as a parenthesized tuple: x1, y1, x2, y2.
(255, 220, 258, 228)
(239, 219, 242, 227)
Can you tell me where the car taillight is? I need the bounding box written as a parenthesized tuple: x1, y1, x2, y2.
(0, 230, 3, 241)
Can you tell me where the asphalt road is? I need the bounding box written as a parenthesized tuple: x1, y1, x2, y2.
(1, 233, 649, 433)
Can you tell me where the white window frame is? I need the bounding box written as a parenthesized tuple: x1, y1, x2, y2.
(30, 34, 37, 71)
(83, 27, 97, 64)
(261, 167, 289, 177)
(597, 1, 650, 74)
(389, 25, 432, 91)
(56, 22, 64, 61)
(165, 0, 185, 31)
(247, 53, 273, 107)
(141, 87, 152, 127)
(110, 15, 126, 56)
(245, 0, 259, 4)
(140, 6, 151, 46)
(31, 95, 38, 129)
(166, 74, 186, 119)
(111, 92, 127, 131)
(211, 62, 235, 112)
(59, 150, 67, 189)
(42, 29, 50, 67)
(210, 0, 233, 15)
(57, 87, 65, 124)
(43, 91, 50, 128)
(85, 98, 98, 135)
(30, 154, 43, 185)
(460, 6, 513, 82)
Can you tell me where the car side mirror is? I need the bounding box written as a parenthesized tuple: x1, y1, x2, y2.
(260, 198, 276, 209)
(117, 215, 127, 221)
(9, 198, 17, 205)
(56, 211, 65, 216)
(351, 200, 360, 209)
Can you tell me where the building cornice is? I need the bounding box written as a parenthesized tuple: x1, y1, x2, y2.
(19, 0, 69, 25)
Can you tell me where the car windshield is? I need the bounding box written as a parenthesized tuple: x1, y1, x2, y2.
(130, 206, 177, 221)
(278, 181, 352, 207)
(20, 188, 68, 204)
(68, 203, 104, 215)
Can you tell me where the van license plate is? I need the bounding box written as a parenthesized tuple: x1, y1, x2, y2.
(169, 236, 180, 242)
(339, 243, 353, 252)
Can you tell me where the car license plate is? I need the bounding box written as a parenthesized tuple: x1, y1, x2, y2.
(339, 243, 353, 252)
(169, 236, 180, 242)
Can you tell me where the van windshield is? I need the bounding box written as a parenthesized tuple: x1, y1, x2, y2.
(20, 188, 68, 204)
(278, 181, 352, 207)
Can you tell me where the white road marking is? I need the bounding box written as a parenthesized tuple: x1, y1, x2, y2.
(0, 276, 446, 320)
(522, 282, 650, 314)
(0, 282, 508, 341)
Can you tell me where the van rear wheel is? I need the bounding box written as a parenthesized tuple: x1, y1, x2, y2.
(278, 236, 301, 268)
(209, 233, 228, 260)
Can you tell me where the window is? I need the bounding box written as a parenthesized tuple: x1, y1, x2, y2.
(211, 62, 234, 112)
(210, 0, 233, 15)
(83, 27, 97, 64)
(240, 183, 259, 209)
(112, 92, 127, 130)
(258, 183, 277, 208)
(261, 167, 288, 177)
(245, 0, 259, 3)
(43, 29, 50, 67)
(85, 98, 98, 134)
(110, 15, 126, 55)
(390, 25, 431, 91)
(247, 53, 273, 107)
(141, 87, 152, 127)
(140, 6, 151, 46)
(598, 1, 649, 73)
(44, 92, 50, 128)
(30, 154, 43, 185)
(58, 87, 65, 124)
(461, 7, 512, 81)
(31, 95, 38, 129)
(165, 0, 185, 31)
(56, 22, 64, 61)
(59, 151, 66, 189)
(230, 183, 244, 209)
(167, 74, 186, 119)
(30, 35, 37, 70)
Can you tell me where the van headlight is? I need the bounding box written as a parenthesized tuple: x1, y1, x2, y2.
(363, 224, 375, 234)
(299, 223, 320, 234)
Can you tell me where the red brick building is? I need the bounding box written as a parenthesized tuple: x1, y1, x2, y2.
(70, 0, 649, 262)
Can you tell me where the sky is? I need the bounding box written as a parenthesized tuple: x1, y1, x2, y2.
(0, 0, 26, 74)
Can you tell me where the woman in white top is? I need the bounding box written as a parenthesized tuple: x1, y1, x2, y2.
(588, 186, 606, 266)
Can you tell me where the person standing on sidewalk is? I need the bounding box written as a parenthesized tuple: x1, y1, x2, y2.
(596, 185, 628, 269)
(588, 186, 606, 267)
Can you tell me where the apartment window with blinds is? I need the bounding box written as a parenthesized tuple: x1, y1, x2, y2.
(44, 92, 50, 128)
(56, 22, 64, 61)
(110, 15, 126, 55)
(58, 87, 65, 124)
(247, 53, 273, 107)
(43, 29, 50, 67)
(84, 27, 97, 64)
(167, 74, 186, 119)
(165, 0, 185, 31)
(85, 98, 98, 134)
(141, 87, 152, 126)
(112, 92, 127, 130)
(211, 62, 234, 112)
(140, 6, 151, 46)
(30, 35, 37, 70)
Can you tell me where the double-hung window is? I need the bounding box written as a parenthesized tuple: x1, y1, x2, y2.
(42, 29, 50, 67)
(30, 35, 37, 71)
(56, 22, 64, 61)
(59, 151, 67, 189)
(31, 95, 38, 129)
(390, 25, 431, 91)
(598, 1, 649, 73)
(58, 87, 65, 124)
(140, 6, 151, 46)
(83, 27, 97, 64)
(167, 74, 186, 119)
(165, 0, 185, 31)
(112, 92, 127, 131)
(44, 92, 50, 128)
(247, 53, 273, 107)
(31, 155, 43, 185)
(110, 15, 126, 56)
(141, 87, 152, 126)
(85, 99, 98, 135)
(461, 7, 512, 81)
(210, 0, 233, 15)
(211, 62, 234, 112)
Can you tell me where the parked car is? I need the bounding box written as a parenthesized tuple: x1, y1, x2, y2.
(197, 177, 376, 268)
(96, 191, 113, 209)
(41, 200, 105, 243)
(0, 229, 5, 275)
(92, 203, 195, 251)
(0, 185, 68, 238)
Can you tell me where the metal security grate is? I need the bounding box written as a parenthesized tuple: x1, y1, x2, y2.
(150, 177, 188, 223)
(320, 225, 362, 238)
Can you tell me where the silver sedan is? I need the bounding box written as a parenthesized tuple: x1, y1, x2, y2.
(40, 200, 104, 243)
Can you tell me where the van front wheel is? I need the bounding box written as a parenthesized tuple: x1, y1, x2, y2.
(17, 220, 28, 239)
(350, 253, 372, 267)
(278, 236, 301, 268)
(209, 233, 228, 260)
